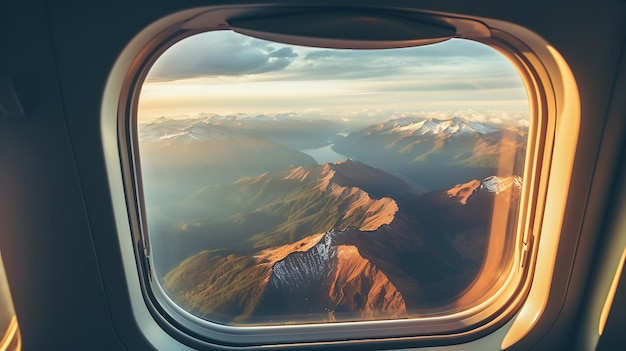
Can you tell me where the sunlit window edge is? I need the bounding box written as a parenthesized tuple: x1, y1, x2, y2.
(0, 316, 20, 351)
(499, 36, 581, 351)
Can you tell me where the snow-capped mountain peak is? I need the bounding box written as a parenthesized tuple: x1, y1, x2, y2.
(139, 119, 229, 142)
(480, 175, 523, 194)
(447, 175, 522, 204)
(387, 117, 498, 137)
(138, 112, 315, 142)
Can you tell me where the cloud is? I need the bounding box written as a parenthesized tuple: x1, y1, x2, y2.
(147, 31, 299, 81)
(147, 31, 519, 87)
(303, 50, 338, 60)
(278, 39, 517, 83)
(357, 76, 526, 93)
(141, 31, 528, 127)
(269, 47, 299, 58)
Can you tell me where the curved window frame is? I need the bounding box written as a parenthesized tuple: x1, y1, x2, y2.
(102, 4, 580, 350)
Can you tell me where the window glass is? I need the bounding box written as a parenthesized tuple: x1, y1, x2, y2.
(137, 31, 529, 326)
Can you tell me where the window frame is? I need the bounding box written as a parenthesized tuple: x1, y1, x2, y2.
(102, 4, 580, 350)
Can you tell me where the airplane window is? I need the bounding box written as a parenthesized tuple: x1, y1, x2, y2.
(135, 30, 530, 334)
(0, 253, 21, 351)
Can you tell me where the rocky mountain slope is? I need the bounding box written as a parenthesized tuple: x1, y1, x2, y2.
(150, 160, 406, 276)
(161, 172, 522, 324)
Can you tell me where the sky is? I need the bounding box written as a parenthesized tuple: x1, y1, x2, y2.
(138, 30, 529, 127)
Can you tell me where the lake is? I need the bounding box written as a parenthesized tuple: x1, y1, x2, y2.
(301, 144, 348, 164)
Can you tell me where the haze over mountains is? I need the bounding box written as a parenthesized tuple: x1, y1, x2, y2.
(138, 116, 323, 204)
(140, 113, 340, 150)
(139, 114, 526, 196)
(138, 113, 527, 324)
(332, 116, 527, 190)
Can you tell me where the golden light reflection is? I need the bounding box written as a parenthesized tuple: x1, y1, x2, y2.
(0, 254, 20, 351)
(501, 43, 581, 349)
(599, 246, 626, 335)
(0, 316, 20, 351)
(455, 132, 520, 309)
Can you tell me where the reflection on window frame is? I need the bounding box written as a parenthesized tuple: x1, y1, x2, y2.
(0, 254, 21, 351)
(0, 316, 20, 351)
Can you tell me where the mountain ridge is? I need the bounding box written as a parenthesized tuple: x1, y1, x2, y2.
(446, 175, 523, 205)
(161, 170, 523, 324)
(140, 114, 340, 150)
(332, 117, 527, 191)
(150, 160, 404, 276)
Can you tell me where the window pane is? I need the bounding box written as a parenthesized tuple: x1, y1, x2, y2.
(138, 31, 529, 326)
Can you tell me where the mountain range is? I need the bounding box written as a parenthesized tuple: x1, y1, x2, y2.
(149, 159, 406, 276)
(160, 160, 522, 324)
(332, 117, 527, 191)
(141, 113, 340, 150)
(138, 118, 318, 205)
(138, 114, 527, 324)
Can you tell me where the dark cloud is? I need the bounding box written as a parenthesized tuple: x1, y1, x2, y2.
(287, 39, 515, 82)
(146, 31, 524, 99)
(147, 31, 298, 80)
(304, 50, 338, 60)
(269, 47, 299, 58)
(302, 39, 496, 61)
(147, 31, 509, 83)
